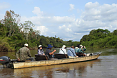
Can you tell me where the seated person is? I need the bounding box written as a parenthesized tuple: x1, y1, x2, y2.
(59, 45, 67, 54)
(75, 47, 79, 53)
(16, 43, 34, 61)
(45, 44, 56, 59)
(77, 45, 86, 57)
(67, 46, 78, 58)
(38, 45, 45, 55)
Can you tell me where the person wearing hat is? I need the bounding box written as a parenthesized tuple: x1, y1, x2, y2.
(16, 43, 33, 61)
(45, 44, 56, 59)
(38, 45, 45, 55)
(59, 45, 67, 54)
(76, 45, 86, 56)
(75, 47, 79, 53)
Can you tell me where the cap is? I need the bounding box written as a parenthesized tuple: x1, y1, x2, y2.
(24, 43, 28, 47)
(38, 45, 42, 47)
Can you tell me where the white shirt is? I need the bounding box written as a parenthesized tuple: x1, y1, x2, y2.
(59, 48, 67, 54)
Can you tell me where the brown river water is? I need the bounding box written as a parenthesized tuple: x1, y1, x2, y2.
(0, 48, 117, 78)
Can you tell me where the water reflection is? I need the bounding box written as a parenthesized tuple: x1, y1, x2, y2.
(0, 48, 117, 78)
(86, 48, 117, 56)
(55, 59, 100, 78)
(0, 67, 14, 78)
(12, 59, 100, 78)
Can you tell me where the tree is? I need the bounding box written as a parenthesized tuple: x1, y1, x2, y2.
(21, 21, 35, 41)
(0, 23, 7, 37)
(113, 29, 117, 35)
(40, 36, 50, 47)
(34, 30, 40, 39)
(1, 10, 20, 36)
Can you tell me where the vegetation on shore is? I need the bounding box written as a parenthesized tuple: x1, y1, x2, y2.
(0, 10, 79, 52)
(80, 29, 117, 48)
(0, 10, 117, 52)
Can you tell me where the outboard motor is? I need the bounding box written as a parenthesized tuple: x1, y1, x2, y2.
(0, 56, 11, 68)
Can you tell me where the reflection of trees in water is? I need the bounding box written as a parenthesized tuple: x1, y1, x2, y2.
(36, 69, 53, 78)
(77, 64, 86, 75)
(0, 52, 16, 59)
(0, 68, 14, 78)
(55, 59, 101, 77)
(0, 59, 100, 78)
(13, 66, 55, 78)
(46, 70, 53, 78)
(0, 52, 9, 57)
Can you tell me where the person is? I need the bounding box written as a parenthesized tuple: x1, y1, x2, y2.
(67, 46, 78, 58)
(16, 43, 34, 61)
(59, 45, 67, 54)
(45, 44, 56, 59)
(81, 45, 86, 52)
(38, 45, 45, 55)
(75, 47, 79, 53)
(77, 45, 86, 56)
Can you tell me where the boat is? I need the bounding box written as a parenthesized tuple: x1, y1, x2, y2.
(0, 52, 101, 69)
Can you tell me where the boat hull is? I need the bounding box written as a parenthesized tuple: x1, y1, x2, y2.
(13, 54, 100, 69)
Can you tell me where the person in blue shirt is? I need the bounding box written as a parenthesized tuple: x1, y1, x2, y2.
(45, 44, 56, 59)
(67, 46, 78, 57)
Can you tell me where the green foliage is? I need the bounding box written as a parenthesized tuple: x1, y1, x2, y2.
(113, 30, 117, 35)
(0, 10, 80, 52)
(0, 23, 7, 37)
(1, 10, 20, 37)
(1, 10, 117, 52)
(80, 29, 117, 48)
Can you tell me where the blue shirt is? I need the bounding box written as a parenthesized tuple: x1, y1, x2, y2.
(67, 48, 77, 57)
(45, 49, 52, 58)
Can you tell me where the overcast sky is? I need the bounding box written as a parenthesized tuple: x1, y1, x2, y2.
(0, 0, 117, 41)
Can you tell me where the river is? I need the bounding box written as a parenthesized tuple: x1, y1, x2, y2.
(0, 48, 117, 78)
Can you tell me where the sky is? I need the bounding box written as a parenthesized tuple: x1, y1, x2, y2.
(0, 0, 117, 41)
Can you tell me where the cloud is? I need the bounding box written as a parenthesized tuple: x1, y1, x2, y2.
(58, 2, 117, 40)
(35, 26, 48, 35)
(21, 3, 117, 41)
(81, 2, 117, 33)
(32, 7, 43, 16)
(1, 2, 117, 41)
(85, 2, 99, 10)
(69, 4, 74, 10)
(83, 2, 117, 21)
(59, 24, 72, 32)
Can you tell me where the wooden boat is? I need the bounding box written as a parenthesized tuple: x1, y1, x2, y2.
(11, 52, 101, 69)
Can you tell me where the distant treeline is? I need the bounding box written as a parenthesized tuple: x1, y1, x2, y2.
(80, 29, 117, 48)
(0, 10, 80, 52)
(0, 10, 117, 52)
